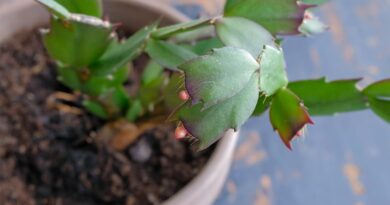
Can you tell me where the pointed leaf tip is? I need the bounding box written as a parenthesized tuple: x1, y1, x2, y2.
(270, 88, 313, 149)
(37, 0, 71, 20)
(52, 0, 103, 17)
(285, 141, 292, 151)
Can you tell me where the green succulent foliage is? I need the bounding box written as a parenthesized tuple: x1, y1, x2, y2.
(173, 26, 215, 43)
(98, 86, 130, 117)
(80, 65, 129, 97)
(259, 45, 288, 96)
(216, 17, 274, 58)
(142, 60, 164, 85)
(182, 38, 224, 55)
(180, 47, 259, 109)
(287, 78, 390, 124)
(177, 74, 259, 150)
(269, 88, 313, 149)
(363, 80, 390, 123)
(56, 65, 81, 90)
(39, 0, 140, 119)
(38, 0, 390, 152)
(253, 95, 271, 116)
(138, 72, 167, 112)
(54, 0, 102, 17)
(363, 79, 390, 98)
(145, 39, 197, 70)
(81, 76, 131, 118)
(367, 99, 390, 123)
(126, 100, 143, 121)
(39, 0, 113, 67)
(90, 23, 158, 75)
(178, 45, 298, 148)
(288, 78, 368, 115)
(81, 75, 112, 96)
(224, 0, 317, 35)
(176, 41, 301, 148)
(151, 18, 214, 39)
(83, 99, 108, 119)
(138, 61, 170, 113)
(110, 65, 131, 85)
(37, 0, 71, 19)
(163, 74, 186, 112)
(43, 15, 113, 67)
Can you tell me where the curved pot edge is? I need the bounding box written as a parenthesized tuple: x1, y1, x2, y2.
(163, 130, 239, 205)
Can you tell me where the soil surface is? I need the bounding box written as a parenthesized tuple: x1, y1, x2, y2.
(0, 30, 212, 205)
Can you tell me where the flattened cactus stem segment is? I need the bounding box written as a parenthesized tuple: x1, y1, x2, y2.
(270, 88, 314, 150)
(224, 0, 322, 35)
(53, 0, 103, 17)
(37, 0, 390, 152)
(36, 0, 71, 20)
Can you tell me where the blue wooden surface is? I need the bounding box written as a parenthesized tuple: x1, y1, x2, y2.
(173, 0, 390, 204)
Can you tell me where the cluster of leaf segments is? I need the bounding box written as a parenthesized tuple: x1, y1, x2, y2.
(37, 0, 390, 150)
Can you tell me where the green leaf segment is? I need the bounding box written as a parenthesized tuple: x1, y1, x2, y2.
(288, 78, 367, 115)
(181, 47, 259, 109)
(177, 45, 290, 149)
(37, 0, 390, 150)
(363, 80, 390, 123)
(289, 78, 390, 123)
(38, 0, 157, 119)
(270, 88, 313, 149)
(215, 17, 274, 58)
(224, 0, 317, 35)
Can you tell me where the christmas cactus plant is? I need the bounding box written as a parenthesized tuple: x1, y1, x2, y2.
(36, 0, 390, 150)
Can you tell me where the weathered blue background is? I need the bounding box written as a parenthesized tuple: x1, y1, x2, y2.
(171, 0, 390, 204)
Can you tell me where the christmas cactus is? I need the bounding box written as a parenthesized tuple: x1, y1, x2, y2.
(36, 0, 390, 150)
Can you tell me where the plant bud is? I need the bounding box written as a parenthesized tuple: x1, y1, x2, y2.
(179, 90, 190, 101)
(175, 126, 187, 140)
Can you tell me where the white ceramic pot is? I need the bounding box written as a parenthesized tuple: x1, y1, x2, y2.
(0, 1, 238, 204)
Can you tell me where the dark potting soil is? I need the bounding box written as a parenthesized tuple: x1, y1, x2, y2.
(0, 30, 212, 205)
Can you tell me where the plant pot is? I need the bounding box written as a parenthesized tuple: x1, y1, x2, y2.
(0, 0, 238, 205)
